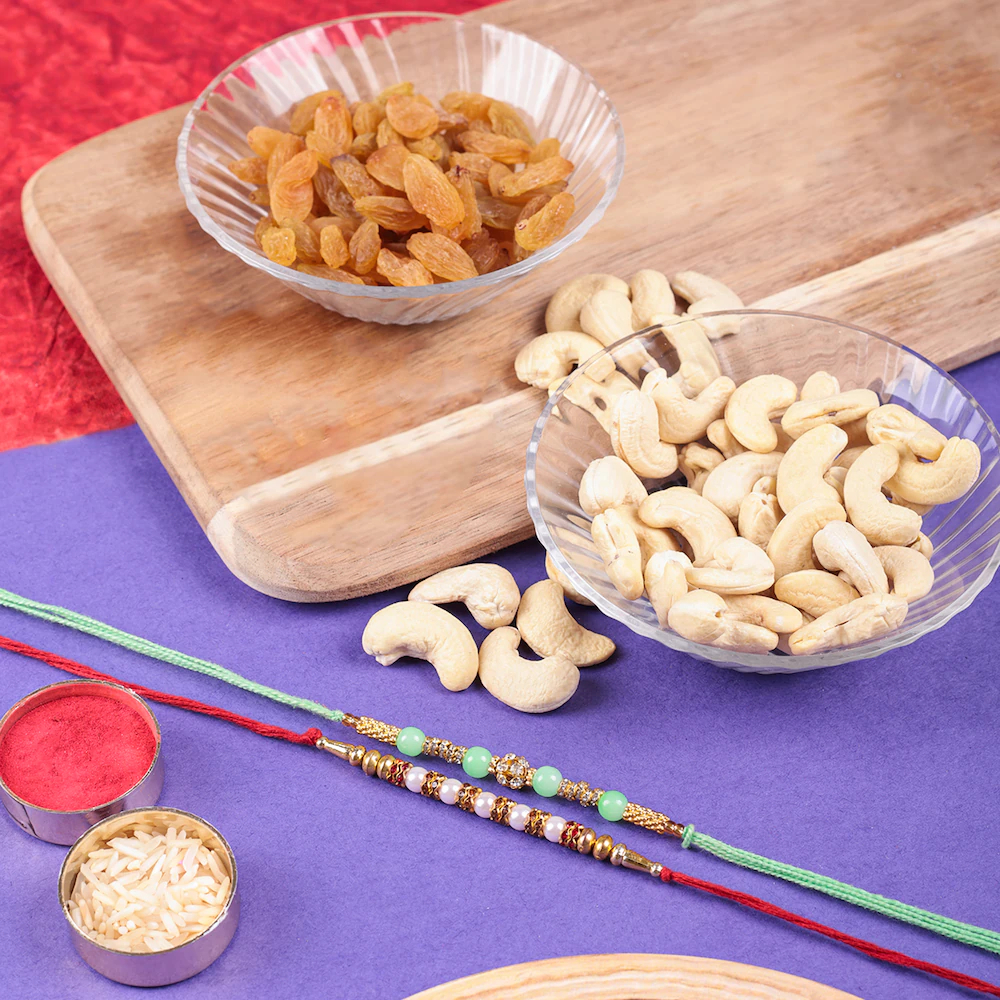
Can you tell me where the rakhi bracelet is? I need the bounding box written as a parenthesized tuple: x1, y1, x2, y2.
(2, 585, 999, 957)
(5, 634, 1000, 1000)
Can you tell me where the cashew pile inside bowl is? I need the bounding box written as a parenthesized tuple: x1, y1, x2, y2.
(520, 271, 983, 656)
(361, 563, 614, 713)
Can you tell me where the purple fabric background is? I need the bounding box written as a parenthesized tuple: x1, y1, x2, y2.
(1, 357, 998, 1000)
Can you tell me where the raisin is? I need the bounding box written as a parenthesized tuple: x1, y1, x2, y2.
(457, 130, 532, 164)
(332, 154, 385, 199)
(312, 166, 356, 217)
(249, 187, 270, 207)
(498, 156, 574, 199)
(319, 224, 350, 268)
(487, 161, 512, 198)
(253, 215, 275, 248)
(376, 249, 434, 286)
(446, 152, 493, 185)
(514, 192, 575, 250)
(435, 110, 469, 133)
(289, 90, 341, 135)
(487, 100, 534, 144)
(402, 154, 465, 229)
(228, 156, 268, 185)
(376, 118, 405, 147)
(353, 100, 385, 135)
(437, 170, 481, 242)
(441, 91, 492, 120)
(406, 232, 478, 282)
(275, 219, 321, 263)
(353, 195, 428, 232)
(266, 133, 306, 188)
(306, 96, 354, 164)
(271, 150, 320, 223)
(349, 218, 381, 274)
(407, 135, 448, 163)
(261, 226, 296, 266)
(385, 94, 439, 139)
(247, 126, 285, 159)
(349, 132, 378, 161)
(364, 143, 410, 190)
(296, 263, 365, 283)
(476, 194, 522, 230)
(312, 214, 360, 240)
(528, 137, 561, 163)
(377, 81, 415, 105)
(461, 231, 502, 274)
(516, 193, 551, 225)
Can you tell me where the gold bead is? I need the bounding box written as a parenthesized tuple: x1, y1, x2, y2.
(592, 834, 614, 861)
(348, 745, 367, 767)
(375, 755, 396, 780)
(361, 749, 382, 776)
(577, 828, 597, 854)
(609, 843, 629, 867)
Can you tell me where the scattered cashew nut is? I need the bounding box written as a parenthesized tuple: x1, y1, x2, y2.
(724, 374, 798, 453)
(642, 368, 736, 444)
(670, 271, 744, 339)
(766, 497, 847, 578)
(800, 371, 840, 400)
(663, 319, 722, 396)
(639, 486, 737, 566)
(643, 550, 692, 626)
(408, 563, 521, 630)
(514, 331, 615, 388)
(478, 627, 580, 713)
(738, 483, 783, 547)
(707, 418, 745, 458)
(843, 443, 921, 546)
(592, 507, 644, 600)
(362, 602, 479, 691)
(630, 269, 675, 329)
(610, 390, 679, 478)
(776, 424, 848, 513)
(873, 545, 934, 601)
(724, 595, 803, 633)
(517, 579, 615, 666)
(685, 536, 776, 595)
(866, 403, 948, 460)
(579, 456, 648, 515)
(812, 521, 889, 595)
(773, 570, 860, 618)
(788, 593, 908, 654)
(678, 443, 725, 494)
(886, 437, 981, 505)
(545, 273, 629, 333)
(702, 450, 784, 521)
(668, 589, 778, 652)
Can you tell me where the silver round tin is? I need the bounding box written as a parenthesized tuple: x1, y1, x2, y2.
(0, 679, 164, 845)
(58, 807, 240, 986)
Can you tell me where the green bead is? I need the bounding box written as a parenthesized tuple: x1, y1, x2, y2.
(395, 727, 425, 757)
(598, 790, 627, 822)
(532, 766, 563, 798)
(462, 746, 492, 779)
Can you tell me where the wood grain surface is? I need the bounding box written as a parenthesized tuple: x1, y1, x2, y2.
(22, 0, 1000, 600)
(402, 953, 860, 999)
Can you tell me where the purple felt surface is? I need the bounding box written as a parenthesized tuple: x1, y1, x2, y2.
(1, 358, 999, 1000)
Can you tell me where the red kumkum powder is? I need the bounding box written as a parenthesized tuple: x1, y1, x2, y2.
(0, 693, 157, 810)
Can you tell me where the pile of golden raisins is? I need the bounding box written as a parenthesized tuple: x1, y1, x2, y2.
(227, 83, 576, 287)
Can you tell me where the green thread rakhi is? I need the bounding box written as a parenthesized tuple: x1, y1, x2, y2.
(0, 584, 998, 956)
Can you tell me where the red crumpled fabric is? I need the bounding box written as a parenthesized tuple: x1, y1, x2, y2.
(0, 0, 481, 453)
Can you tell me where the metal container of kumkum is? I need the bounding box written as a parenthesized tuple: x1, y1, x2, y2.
(58, 807, 240, 986)
(0, 680, 164, 845)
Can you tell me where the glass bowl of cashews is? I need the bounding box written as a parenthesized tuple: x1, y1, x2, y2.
(525, 307, 1000, 673)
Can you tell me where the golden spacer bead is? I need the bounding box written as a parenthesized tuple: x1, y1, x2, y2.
(375, 755, 396, 780)
(361, 749, 383, 776)
(592, 834, 614, 861)
(609, 843, 629, 867)
(577, 828, 597, 855)
(347, 745, 367, 767)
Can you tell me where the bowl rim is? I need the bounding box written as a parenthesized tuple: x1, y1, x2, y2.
(525, 308, 1000, 672)
(175, 10, 626, 300)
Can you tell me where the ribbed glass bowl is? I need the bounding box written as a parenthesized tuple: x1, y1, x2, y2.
(176, 12, 624, 324)
(526, 311, 1000, 673)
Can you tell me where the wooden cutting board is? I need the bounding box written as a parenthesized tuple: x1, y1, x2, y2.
(22, 0, 1000, 601)
(403, 953, 859, 999)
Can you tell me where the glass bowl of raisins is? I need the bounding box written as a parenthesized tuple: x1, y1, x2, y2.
(177, 13, 625, 325)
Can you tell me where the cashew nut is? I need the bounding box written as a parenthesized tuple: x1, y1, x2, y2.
(514, 331, 615, 388)
(545, 273, 629, 333)
(592, 506, 643, 600)
(910, 532, 934, 559)
(630, 269, 675, 329)
(678, 443, 725, 493)
(609, 390, 679, 478)
(824, 466, 848, 500)
(724, 595, 803, 633)
(670, 271, 744, 339)
(644, 550, 692, 626)
(800, 371, 840, 400)
(685, 536, 775, 595)
(738, 485, 783, 547)
(612, 504, 680, 563)
(776, 424, 848, 513)
(838, 445, 870, 469)
(579, 456, 648, 515)
(873, 545, 934, 601)
(639, 486, 737, 566)
(780, 389, 880, 439)
(516, 580, 615, 666)
(663, 319, 722, 396)
(478, 627, 580, 713)
(642, 368, 736, 444)
(773, 570, 860, 618)
(724, 374, 798, 453)
(888, 491, 933, 517)
(788, 593, 908, 654)
(667, 589, 778, 652)
(580, 289, 636, 348)
(812, 521, 889, 595)
(843, 443, 921, 545)
(886, 437, 981, 505)
(702, 451, 785, 521)
(545, 553, 593, 605)
(707, 418, 746, 459)
(866, 404, 948, 460)
(766, 497, 846, 578)
(554, 370, 634, 432)
(408, 563, 520, 630)
(362, 602, 479, 691)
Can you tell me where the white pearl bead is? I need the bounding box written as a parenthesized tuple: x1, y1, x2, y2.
(543, 816, 567, 843)
(404, 766, 427, 793)
(473, 792, 496, 818)
(508, 803, 531, 832)
(438, 778, 463, 805)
